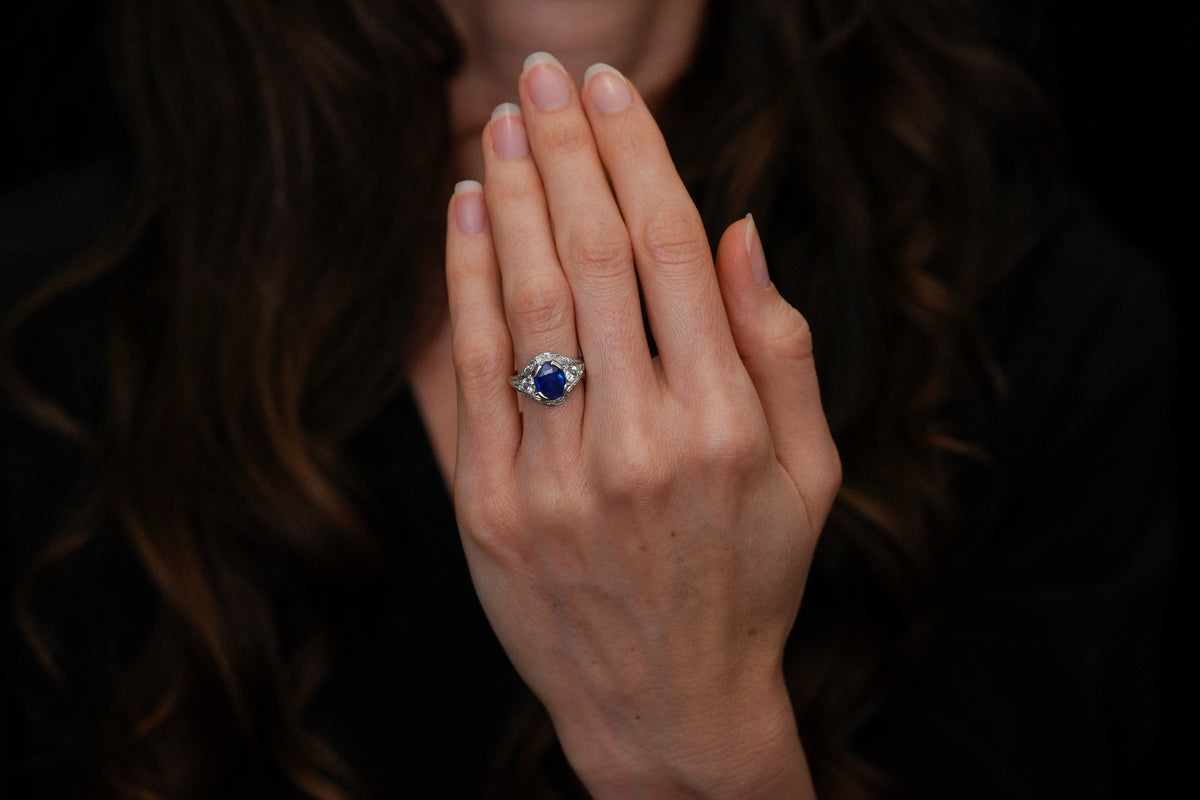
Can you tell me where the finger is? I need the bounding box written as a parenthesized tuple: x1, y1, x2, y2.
(517, 52, 655, 408)
(714, 215, 841, 524)
(579, 63, 742, 390)
(446, 181, 521, 477)
(482, 103, 587, 436)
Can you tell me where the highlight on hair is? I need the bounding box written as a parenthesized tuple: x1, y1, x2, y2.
(669, 2, 1058, 794)
(2, 0, 1059, 797)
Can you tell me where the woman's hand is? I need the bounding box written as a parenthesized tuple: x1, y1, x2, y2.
(444, 53, 839, 799)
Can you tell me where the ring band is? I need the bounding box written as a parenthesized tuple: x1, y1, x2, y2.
(511, 352, 585, 406)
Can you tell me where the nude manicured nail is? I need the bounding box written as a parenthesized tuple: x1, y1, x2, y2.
(490, 103, 529, 159)
(584, 63, 632, 113)
(746, 214, 771, 289)
(523, 52, 571, 111)
(454, 181, 486, 235)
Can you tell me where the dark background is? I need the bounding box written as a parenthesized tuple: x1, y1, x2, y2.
(3, 0, 1193, 793)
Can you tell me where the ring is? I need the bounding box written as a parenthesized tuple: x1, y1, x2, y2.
(510, 352, 585, 406)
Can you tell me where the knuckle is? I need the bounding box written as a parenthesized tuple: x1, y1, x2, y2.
(800, 436, 842, 528)
(510, 467, 596, 544)
(456, 480, 523, 553)
(486, 172, 540, 206)
(562, 224, 632, 279)
(818, 444, 844, 506)
(524, 478, 587, 530)
(610, 123, 647, 161)
(693, 411, 765, 471)
(593, 434, 671, 502)
(542, 120, 595, 157)
(506, 275, 573, 338)
(452, 329, 510, 389)
(767, 306, 815, 363)
(637, 206, 709, 269)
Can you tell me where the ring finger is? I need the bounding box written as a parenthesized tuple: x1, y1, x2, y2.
(483, 103, 584, 444)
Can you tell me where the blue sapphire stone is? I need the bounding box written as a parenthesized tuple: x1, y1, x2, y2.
(535, 361, 567, 400)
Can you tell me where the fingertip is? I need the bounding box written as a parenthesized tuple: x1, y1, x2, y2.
(745, 214, 771, 290)
(451, 180, 487, 236)
(523, 51, 565, 75)
(521, 51, 573, 112)
(488, 104, 530, 160)
(716, 214, 812, 365)
(582, 63, 633, 114)
(714, 215, 759, 298)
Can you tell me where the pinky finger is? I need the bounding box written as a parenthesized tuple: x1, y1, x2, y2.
(446, 180, 521, 479)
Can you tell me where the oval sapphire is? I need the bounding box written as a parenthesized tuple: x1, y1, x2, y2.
(534, 362, 566, 400)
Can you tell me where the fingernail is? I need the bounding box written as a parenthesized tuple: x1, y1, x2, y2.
(490, 103, 528, 159)
(523, 52, 571, 111)
(454, 181, 486, 235)
(746, 214, 771, 289)
(583, 63, 632, 113)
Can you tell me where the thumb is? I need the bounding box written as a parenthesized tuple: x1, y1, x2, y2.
(714, 214, 841, 522)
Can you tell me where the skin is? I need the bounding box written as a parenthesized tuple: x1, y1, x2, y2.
(416, 3, 843, 796)
(410, 0, 709, 467)
(437, 0, 708, 180)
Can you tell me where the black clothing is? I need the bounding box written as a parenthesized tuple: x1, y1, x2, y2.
(1, 162, 1176, 798)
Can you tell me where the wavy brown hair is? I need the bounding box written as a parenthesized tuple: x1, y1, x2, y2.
(2, 0, 1059, 797)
